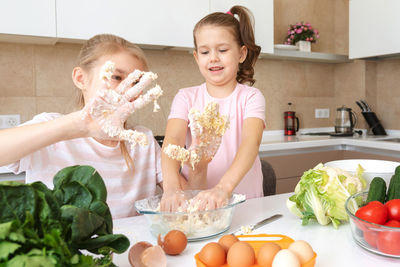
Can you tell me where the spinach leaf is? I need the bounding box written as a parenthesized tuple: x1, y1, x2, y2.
(0, 184, 36, 224)
(0, 165, 130, 266)
(53, 165, 107, 202)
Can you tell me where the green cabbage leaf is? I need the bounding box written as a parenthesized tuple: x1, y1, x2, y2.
(287, 163, 366, 229)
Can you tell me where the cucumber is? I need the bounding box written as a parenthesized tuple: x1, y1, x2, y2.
(387, 170, 400, 201)
(367, 177, 387, 203)
(395, 165, 400, 176)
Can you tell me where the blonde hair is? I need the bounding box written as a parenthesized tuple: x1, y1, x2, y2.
(75, 34, 148, 171)
(193, 6, 261, 85)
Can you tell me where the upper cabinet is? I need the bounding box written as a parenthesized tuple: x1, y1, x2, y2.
(56, 0, 209, 48)
(349, 0, 400, 59)
(0, 0, 56, 38)
(0, 0, 273, 52)
(210, 0, 273, 54)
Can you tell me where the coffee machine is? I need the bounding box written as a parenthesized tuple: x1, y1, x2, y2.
(284, 103, 299, 136)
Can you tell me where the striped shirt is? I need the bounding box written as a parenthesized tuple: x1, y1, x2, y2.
(5, 113, 162, 219)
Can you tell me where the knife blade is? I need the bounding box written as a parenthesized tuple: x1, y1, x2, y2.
(233, 214, 283, 235)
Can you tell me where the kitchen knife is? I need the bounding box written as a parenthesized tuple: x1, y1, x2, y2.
(360, 100, 371, 111)
(355, 101, 365, 112)
(232, 214, 283, 235)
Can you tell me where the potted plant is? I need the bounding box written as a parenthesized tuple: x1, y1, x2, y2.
(284, 22, 319, 52)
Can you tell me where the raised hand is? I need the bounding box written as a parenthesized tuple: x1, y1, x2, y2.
(163, 102, 229, 169)
(81, 61, 163, 148)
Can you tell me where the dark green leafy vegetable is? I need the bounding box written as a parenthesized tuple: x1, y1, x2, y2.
(0, 165, 129, 266)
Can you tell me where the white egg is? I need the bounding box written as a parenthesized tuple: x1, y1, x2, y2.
(272, 249, 300, 267)
(288, 240, 314, 264)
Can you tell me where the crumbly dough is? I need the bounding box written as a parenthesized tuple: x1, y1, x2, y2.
(92, 61, 163, 149)
(149, 194, 246, 238)
(163, 102, 229, 168)
(240, 225, 253, 234)
(100, 60, 115, 88)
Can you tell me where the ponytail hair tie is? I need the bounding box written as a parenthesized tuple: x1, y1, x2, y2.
(226, 11, 239, 21)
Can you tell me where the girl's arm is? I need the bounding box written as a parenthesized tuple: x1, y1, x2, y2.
(160, 118, 191, 211)
(161, 118, 188, 191)
(0, 111, 87, 166)
(194, 117, 264, 210)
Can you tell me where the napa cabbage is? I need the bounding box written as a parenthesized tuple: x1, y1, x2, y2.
(286, 163, 366, 229)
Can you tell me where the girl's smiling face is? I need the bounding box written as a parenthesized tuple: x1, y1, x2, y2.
(83, 51, 146, 102)
(194, 25, 247, 93)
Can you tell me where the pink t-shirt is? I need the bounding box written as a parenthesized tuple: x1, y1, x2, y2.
(168, 83, 266, 198)
(4, 113, 162, 219)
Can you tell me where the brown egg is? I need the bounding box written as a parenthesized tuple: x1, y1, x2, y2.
(158, 230, 187, 255)
(288, 240, 314, 264)
(199, 242, 226, 267)
(257, 242, 281, 267)
(227, 241, 255, 267)
(218, 234, 239, 253)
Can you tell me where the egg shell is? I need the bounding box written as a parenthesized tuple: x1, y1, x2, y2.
(158, 230, 187, 255)
(272, 249, 300, 267)
(128, 241, 152, 267)
(227, 241, 255, 267)
(257, 242, 281, 267)
(288, 240, 314, 264)
(199, 242, 226, 267)
(218, 234, 239, 253)
(140, 245, 167, 267)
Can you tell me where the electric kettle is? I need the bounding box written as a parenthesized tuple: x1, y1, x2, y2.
(335, 106, 357, 134)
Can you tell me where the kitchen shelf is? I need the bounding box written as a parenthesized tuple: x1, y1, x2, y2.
(260, 49, 350, 63)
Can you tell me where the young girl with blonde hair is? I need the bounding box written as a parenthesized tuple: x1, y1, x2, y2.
(0, 34, 163, 219)
(161, 6, 265, 211)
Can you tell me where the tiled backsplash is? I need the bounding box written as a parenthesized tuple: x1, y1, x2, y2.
(1, 42, 399, 136)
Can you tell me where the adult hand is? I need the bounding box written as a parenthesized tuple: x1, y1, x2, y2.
(81, 63, 162, 147)
(191, 186, 231, 211)
(160, 190, 188, 212)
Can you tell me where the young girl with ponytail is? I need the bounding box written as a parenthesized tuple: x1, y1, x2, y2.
(161, 6, 266, 211)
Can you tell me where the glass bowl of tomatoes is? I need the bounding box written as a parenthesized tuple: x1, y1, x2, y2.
(345, 191, 400, 258)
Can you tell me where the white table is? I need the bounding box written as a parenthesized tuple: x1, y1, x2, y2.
(112, 193, 400, 267)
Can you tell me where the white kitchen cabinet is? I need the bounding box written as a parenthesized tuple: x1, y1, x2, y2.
(0, 0, 56, 38)
(349, 0, 400, 59)
(56, 0, 209, 48)
(210, 0, 273, 54)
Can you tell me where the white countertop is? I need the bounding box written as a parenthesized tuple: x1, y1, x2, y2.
(0, 166, 10, 174)
(259, 129, 400, 157)
(112, 193, 400, 267)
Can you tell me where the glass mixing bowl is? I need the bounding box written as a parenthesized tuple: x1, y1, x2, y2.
(135, 190, 245, 241)
(345, 191, 400, 258)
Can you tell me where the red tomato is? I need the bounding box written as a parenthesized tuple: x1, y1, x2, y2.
(363, 230, 378, 248)
(355, 201, 388, 225)
(377, 220, 400, 255)
(385, 199, 400, 221)
(385, 220, 400, 227)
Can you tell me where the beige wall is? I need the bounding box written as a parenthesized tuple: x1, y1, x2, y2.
(0, 0, 399, 135)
